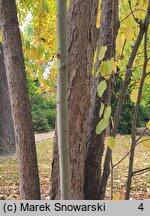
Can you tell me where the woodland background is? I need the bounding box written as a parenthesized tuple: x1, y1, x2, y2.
(0, 0, 150, 200)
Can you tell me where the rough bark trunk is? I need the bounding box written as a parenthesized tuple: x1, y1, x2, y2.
(50, 0, 99, 199)
(84, 0, 119, 200)
(0, 43, 15, 155)
(0, 0, 40, 199)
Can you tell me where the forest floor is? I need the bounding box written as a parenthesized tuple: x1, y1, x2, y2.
(0, 133, 150, 200)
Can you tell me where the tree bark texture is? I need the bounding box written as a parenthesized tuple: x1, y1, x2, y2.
(0, 43, 15, 155)
(84, 0, 119, 199)
(0, 0, 40, 199)
(50, 0, 99, 199)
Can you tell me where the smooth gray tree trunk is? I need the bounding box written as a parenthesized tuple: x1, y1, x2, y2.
(56, 0, 71, 199)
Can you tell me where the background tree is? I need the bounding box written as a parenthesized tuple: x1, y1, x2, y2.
(100, 0, 150, 199)
(126, 3, 150, 199)
(0, 0, 40, 199)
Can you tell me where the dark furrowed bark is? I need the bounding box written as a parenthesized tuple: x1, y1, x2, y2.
(0, 43, 15, 155)
(84, 0, 119, 200)
(0, 0, 40, 199)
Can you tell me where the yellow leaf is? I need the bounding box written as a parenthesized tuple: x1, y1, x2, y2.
(125, 27, 134, 41)
(130, 89, 138, 103)
(145, 74, 150, 84)
(123, 0, 128, 5)
(116, 35, 123, 51)
(0, 34, 2, 43)
(105, 136, 116, 151)
(113, 193, 120, 200)
(92, 48, 98, 76)
(96, 3, 101, 28)
(146, 121, 150, 130)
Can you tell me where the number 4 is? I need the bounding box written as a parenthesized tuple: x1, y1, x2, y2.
(138, 203, 144, 211)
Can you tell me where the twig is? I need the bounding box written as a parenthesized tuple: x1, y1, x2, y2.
(120, 9, 146, 23)
(113, 137, 150, 168)
(132, 167, 150, 176)
(110, 157, 114, 200)
(135, 128, 147, 143)
(121, 39, 127, 57)
(68, 64, 148, 89)
(128, 0, 141, 25)
(136, 138, 150, 146)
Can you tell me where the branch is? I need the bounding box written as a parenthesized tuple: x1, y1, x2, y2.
(68, 64, 145, 89)
(136, 137, 150, 146)
(113, 137, 150, 168)
(128, 0, 141, 25)
(120, 9, 146, 24)
(121, 39, 127, 57)
(135, 128, 147, 143)
(132, 167, 150, 176)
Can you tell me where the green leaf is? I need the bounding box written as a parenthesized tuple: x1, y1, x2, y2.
(99, 103, 104, 117)
(99, 46, 107, 61)
(104, 106, 111, 120)
(100, 60, 113, 79)
(106, 136, 116, 150)
(40, 0, 49, 13)
(96, 119, 109, 135)
(97, 80, 107, 97)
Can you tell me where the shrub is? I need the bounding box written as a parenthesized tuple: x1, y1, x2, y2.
(32, 110, 50, 132)
(30, 94, 56, 132)
(46, 109, 56, 129)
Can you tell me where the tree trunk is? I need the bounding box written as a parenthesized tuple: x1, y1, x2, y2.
(56, 0, 71, 199)
(0, 0, 40, 199)
(84, 0, 119, 200)
(126, 13, 149, 199)
(0, 43, 15, 155)
(50, 0, 99, 199)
